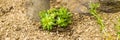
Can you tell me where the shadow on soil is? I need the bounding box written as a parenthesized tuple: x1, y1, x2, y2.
(39, 25, 73, 36)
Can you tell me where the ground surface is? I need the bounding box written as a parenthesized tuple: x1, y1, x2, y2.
(0, 0, 120, 40)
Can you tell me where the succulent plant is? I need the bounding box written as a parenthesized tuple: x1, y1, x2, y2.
(39, 7, 72, 31)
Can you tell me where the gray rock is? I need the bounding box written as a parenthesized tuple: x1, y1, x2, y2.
(99, 0, 120, 13)
(26, 0, 50, 22)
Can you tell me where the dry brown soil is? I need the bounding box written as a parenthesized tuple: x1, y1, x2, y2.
(0, 0, 120, 40)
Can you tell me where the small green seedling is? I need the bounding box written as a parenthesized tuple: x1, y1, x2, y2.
(39, 7, 72, 31)
(89, 2, 114, 40)
(56, 7, 72, 28)
(89, 2, 105, 31)
(39, 10, 56, 30)
(115, 18, 120, 40)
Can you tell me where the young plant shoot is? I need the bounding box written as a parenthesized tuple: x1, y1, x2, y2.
(39, 7, 72, 31)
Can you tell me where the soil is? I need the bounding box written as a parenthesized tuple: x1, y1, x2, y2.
(0, 0, 120, 40)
